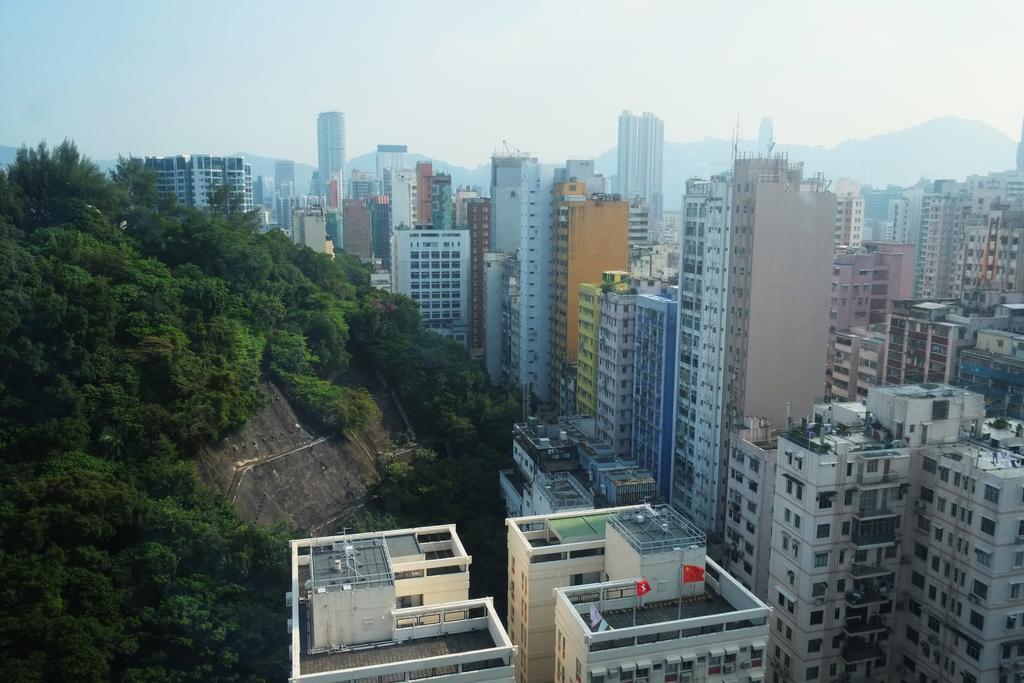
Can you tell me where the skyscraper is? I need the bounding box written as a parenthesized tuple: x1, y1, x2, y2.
(274, 160, 295, 199)
(375, 144, 406, 195)
(465, 197, 491, 357)
(674, 158, 835, 535)
(616, 111, 664, 221)
(415, 161, 433, 226)
(316, 111, 345, 196)
(430, 173, 453, 229)
(368, 195, 392, 270)
(757, 116, 774, 153)
(1018, 114, 1024, 172)
(341, 198, 372, 260)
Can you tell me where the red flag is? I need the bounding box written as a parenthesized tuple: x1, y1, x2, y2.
(636, 579, 652, 596)
(682, 564, 705, 583)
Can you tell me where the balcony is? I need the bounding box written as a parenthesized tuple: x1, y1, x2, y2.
(851, 528, 897, 547)
(841, 638, 885, 663)
(842, 616, 889, 636)
(852, 505, 897, 520)
(850, 564, 893, 579)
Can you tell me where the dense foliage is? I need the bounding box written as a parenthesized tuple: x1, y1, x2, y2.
(0, 142, 517, 680)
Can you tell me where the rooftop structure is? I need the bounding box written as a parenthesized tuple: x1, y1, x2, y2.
(288, 526, 511, 682)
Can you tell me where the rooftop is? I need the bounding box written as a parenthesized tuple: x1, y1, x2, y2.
(299, 620, 494, 675)
(870, 383, 975, 400)
(608, 504, 705, 554)
(589, 594, 735, 632)
(309, 538, 393, 591)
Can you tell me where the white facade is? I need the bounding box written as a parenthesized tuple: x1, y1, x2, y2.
(390, 167, 418, 231)
(489, 155, 555, 401)
(144, 154, 253, 212)
(375, 144, 407, 196)
(617, 111, 664, 221)
(391, 227, 471, 345)
(674, 177, 732, 530)
(292, 207, 330, 254)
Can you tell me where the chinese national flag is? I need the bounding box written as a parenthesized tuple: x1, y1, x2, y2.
(682, 564, 705, 583)
(636, 579, 652, 596)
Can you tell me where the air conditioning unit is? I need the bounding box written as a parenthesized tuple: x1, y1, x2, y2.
(740, 661, 751, 669)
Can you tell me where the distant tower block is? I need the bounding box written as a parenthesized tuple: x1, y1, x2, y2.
(758, 116, 774, 154)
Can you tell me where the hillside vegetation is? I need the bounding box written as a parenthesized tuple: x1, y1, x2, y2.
(0, 142, 516, 681)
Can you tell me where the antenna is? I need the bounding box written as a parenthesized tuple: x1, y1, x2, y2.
(731, 116, 739, 163)
(766, 133, 775, 157)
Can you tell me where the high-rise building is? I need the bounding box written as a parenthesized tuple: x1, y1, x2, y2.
(631, 289, 678, 500)
(431, 173, 453, 230)
(287, 525, 514, 682)
(764, 384, 1024, 683)
(341, 199, 372, 260)
(487, 154, 556, 400)
(627, 197, 650, 247)
(315, 112, 345, 197)
(454, 187, 480, 228)
(375, 144, 406, 196)
(758, 116, 774, 154)
(830, 241, 916, 331)
(391, 225, 471, 344)
(1018, 114, 1024, 172)
(675, 158, 834, 536)
(507, 504, 771, 683)
(144, 154, 253, 212)
(291, 206, 330, 254)
(550, 180, 629, 414)
(593, 273, 655, 455)
(416, 162, 434, 227)
(722, 416, 777, 599)
(390, 167, 417, 230)
(832, 178, 865, 252)
(466, 197, 491, 357)
(275, 160, 296, 199)
(483, 252, 511, 384)
(914, 180, 963, 299)
(368, 195, 392, 270)
(575, 281, 603, 419)
(349, 170, 378, 201)
(617, 111, 664, 221)
(953, 203, 1024, 301)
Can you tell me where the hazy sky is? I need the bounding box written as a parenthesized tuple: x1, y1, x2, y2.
(2, 0, 1022, 168)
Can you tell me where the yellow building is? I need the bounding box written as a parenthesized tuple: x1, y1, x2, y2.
(575, 272, 631, 417)
(551, 182, 629, 413)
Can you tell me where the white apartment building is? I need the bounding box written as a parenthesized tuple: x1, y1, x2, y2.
(488, 155, 556, 401)
(628, 197, 651, 247)
(391, 167, 418, 230)
(288, 525, 515, 682)
(617, 111, 665, 221)
(832, 179, 865, 253)
(144, 154, 253, 212)
(596, 279, 664, 455)
(391, 226, 471, 345)
(724, 417, 778, 600)
(507, 504, 771, 683)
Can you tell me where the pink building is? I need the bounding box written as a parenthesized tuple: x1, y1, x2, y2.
(830, 241, 915, 330)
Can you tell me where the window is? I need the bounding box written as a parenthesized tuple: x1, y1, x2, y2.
(981, 517, 996, 536)
(805, 666, 819, 680)
(1012, 583, 1022, 600)
(814, 552, 829, 568)
(976, 549, 992, 567)
(810, 610, 824, 625)
(970, 610, 984, 630)
(973, 580, 988, 599)
(817, 523, 830, 539)
(984, 484, 1000, 504)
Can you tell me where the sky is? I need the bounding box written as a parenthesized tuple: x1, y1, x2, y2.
(1, 0, 1022, 168)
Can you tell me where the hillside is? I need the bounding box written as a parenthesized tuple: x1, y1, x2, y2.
(0, 141, 517, 681)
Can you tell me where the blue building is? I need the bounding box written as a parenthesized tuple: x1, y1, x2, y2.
(631, 288, 678, 500)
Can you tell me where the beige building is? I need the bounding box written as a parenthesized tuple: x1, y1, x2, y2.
(293, 206, 332, 255)
(832, 178, 864, 253)
(507, 504, 771, 683)
(827, 324, 887, 402)
(288, 526, 515, 682)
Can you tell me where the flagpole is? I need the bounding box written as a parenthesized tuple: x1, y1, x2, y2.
(676, 547, 683, 620)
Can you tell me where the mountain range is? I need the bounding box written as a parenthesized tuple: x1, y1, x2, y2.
(2, 117, 1018, 203)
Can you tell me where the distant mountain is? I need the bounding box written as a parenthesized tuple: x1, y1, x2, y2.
(596, 117, 1018, 207)
(4, 118, 1016, 200)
